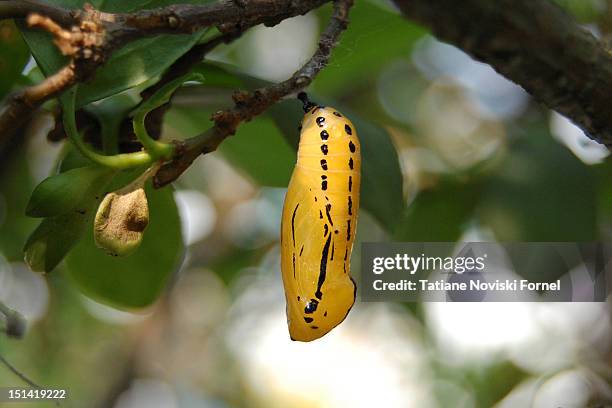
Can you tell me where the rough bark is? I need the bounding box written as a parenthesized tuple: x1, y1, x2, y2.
(393, 0, 612, 147)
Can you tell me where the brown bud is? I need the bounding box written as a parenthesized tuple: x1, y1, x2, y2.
(94, 184, 149, 257)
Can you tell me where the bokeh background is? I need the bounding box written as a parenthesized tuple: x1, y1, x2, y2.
(1, 0, 612, 407)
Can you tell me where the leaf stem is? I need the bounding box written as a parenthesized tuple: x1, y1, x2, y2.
(132, 112, 175, 160)
(61, 88, 154, 169)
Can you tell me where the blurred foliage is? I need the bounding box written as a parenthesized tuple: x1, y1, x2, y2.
(552, 0, 604, 22)
(395, 178, 483, 242)
(0, 0, 610, 407)
(0, 20, 29, 99)
(479, 128, 598, 241)
(0, 149, 37, 261)
(312, 0, 425, 96)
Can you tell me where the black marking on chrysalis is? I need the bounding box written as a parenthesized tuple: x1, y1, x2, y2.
(304, 317, 314, 323)
(319, 210, 323, 219)
(315, 234, 332, 300)
(348, 157, 354, 169)
(321, 144, 328, 155)
(348, 196, 353, 215)
(349, 141, 356, 153)
(335, 229, 339, 234)
(348, 176, 352, 192)
(316, 117, 325, 127)
(345, 124, 352, 135)
(321, 179, 328, 190)
(292, 253, 296, 278)
(297, 296, 301, 301)
(320, 159, 328, 170)
(333, 111, 342, 117)
(314, 196, 318, 202)
(311, 326, 319, 329)
(347, 219, 351, 241)
(320, 130, 329, 140)
(325, 203, 333, 226)
(343, 262, 347, 274)
(331, 242, 335, 260)
(324, 311, 328, 317)
(324, 223, 329, 237)
(305, 299, 319, 314)
(299, 245, 304, 256)
(344, 248, 348, 261)
(291, 204, 299, 247)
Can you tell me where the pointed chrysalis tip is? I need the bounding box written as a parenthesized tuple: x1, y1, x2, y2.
(297, 92, 317, 113)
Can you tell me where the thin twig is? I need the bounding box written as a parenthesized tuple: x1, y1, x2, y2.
(0, 353, 41, 388)
(0, 302, 26, 339)
(154, 0, 354, 187)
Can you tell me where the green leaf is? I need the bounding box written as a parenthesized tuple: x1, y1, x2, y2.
(59, 144, 99, 172)
(132, 72, 205, 118)
(65, 184, 184, 309)
(0, 20, 30, 99)
(17, 22, 66, 78)
(478, 130, 598, 241)
(23, 165, 115, 272)
(26, 166, 114, 218)
(192, 62, 243, 88)
(394, 179, 482, 241)
(85, 92, 140, 154)
(23, 212, 91, 272)
(76, 34, 203, 106)
(354, 116, 406, 231)
(0, 148, 38, 261)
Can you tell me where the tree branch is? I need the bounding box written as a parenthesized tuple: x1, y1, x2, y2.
(113, 0, 328, 37)
(153, 0, 354, 187)
(392, 0, 612, 147)
(0, 0, 332, 154)
(0, 0, 76, 27)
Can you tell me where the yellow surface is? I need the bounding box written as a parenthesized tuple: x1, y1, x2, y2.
(280, 106, 361, 342)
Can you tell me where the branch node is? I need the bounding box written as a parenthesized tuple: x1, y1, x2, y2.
(232, 89, 251, 105)
(167, 15, 179, 28)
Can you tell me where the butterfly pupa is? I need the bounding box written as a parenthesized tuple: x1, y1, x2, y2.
(280, 93, 360, 342)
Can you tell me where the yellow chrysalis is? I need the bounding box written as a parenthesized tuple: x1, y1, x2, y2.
(280, 94, 360, 342)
